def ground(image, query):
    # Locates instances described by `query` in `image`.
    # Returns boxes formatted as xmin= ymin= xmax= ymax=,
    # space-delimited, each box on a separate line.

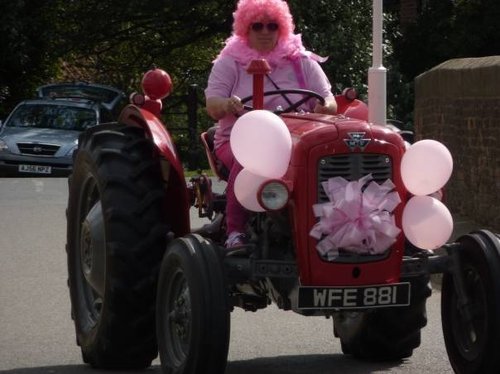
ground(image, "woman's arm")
xmin=205 ymin=56 xmax=244 ymax=120
xmin=206 ymin=95 xmax=244 ymax=120
xmin=302 ymin=58 xmax=337 ymax=114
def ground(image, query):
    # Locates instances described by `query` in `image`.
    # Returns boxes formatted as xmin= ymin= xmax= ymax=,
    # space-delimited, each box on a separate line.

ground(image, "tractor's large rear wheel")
xmin=66 ymin=123 xmax=168 ymax=368
xmin=157 ymin=234 xmax=230 ymax=374
xmin=441 ymin=230 xmax=500 ymax=374
xmin=334 ymin=274 xmax=432 ymax=360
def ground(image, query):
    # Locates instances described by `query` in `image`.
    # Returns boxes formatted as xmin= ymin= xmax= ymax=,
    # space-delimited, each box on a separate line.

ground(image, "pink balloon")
xmin=400 ymin=139 xmax=453 ymax=196
xmin=230 ymin=110 xmax=292 ymax=178
xmin=402 ymin=195 xmax=453 ymax=250
xmin=234 ymin=168 xmax=268 ymax=212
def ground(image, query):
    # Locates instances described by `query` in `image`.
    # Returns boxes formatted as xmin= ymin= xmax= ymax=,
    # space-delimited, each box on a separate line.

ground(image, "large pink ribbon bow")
xmin=309 ymin=174 xmax=401 ymax=260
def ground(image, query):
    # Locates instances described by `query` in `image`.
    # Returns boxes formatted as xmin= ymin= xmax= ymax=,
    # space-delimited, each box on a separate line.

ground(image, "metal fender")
xmin=335 ymin=96 xmax=369 ymax=121
xmin=118 ymin=104 xmax=190 ymax=236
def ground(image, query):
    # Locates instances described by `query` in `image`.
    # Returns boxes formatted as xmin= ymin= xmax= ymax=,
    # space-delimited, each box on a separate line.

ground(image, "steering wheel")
xmin=240 ymin=89 xmax=325 ymax=114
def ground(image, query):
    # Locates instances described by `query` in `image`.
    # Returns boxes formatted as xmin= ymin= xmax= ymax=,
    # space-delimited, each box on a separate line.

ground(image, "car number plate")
xmin=18 ymin=164 xmax=52 ymax=174
xmin=298 ymin=282 xmax=411 ymax=310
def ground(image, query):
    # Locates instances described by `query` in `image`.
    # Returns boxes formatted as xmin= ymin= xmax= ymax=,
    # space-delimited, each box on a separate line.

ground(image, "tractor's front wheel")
xmin=156 ymin=234 xmax=230 ymax=374
xmin=441 ymin=230 xmax=500 ymax=374
xmin=66 ymin=123 xmax=168 ymax=368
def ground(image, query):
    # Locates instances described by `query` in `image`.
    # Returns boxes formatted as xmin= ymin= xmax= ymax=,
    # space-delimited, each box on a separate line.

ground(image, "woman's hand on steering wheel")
xmin=313 ymin=96 xmax=337 ymax=115
xmin=226 ymin=95 xmax=244 ymax=115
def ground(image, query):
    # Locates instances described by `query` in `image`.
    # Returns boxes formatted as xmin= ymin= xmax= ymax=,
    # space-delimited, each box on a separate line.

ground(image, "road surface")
xmin=0 ymin=177 xmax=453 ymax=373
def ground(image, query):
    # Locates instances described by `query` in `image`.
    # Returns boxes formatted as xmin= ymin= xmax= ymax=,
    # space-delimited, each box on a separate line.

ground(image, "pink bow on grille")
xmin=309 ymin=174 xmax=401 ymax=261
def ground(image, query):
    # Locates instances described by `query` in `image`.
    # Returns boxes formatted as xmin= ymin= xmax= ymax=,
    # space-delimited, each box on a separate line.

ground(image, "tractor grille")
xmin=317 ymin=153 xmax=392 ymax=203
xmin=315 ymin=153 xmax=393 ymax=263
xmin=17 ymin=143 xmax=60 ymax=156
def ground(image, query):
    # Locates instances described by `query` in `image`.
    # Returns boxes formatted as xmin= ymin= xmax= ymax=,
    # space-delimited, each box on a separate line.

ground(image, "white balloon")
xmin=234 ymin=168 xmax=268 ymax=212
xmin=401 ymin=139 xmax=453 ymax=196
xmin=402 ymin=195 xmax=454 ymax=250
xmin=230 ymin=110 xmax=292 ymax=178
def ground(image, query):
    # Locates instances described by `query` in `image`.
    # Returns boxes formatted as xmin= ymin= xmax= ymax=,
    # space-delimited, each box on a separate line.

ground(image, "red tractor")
xmin=66 ymin=65 xmax=500 ymax=374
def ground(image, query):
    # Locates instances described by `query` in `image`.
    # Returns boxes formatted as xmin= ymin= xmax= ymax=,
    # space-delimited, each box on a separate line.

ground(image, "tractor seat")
xmin=200 ymin=126 xmax=229 ymax=181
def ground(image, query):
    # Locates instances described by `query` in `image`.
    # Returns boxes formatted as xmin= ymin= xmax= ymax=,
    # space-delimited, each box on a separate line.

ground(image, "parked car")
xmin=0 ymin=82 xmax=126 ymax=177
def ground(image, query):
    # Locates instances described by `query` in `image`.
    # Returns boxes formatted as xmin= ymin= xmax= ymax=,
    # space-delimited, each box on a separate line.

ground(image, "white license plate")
xmin=18 ymin=164 xmax=52 ymax=174
xmin=298 ymin=282 xmax=411 ymax=310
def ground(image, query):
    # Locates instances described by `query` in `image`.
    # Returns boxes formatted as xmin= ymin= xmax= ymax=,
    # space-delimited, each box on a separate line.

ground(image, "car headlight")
xmin=0 ymin=139 xmax=8 ymax=152
xmin=65 ymin=140 xmax=79 ymax=157
xmin=258 ymin=180 xmax=290 ymax=211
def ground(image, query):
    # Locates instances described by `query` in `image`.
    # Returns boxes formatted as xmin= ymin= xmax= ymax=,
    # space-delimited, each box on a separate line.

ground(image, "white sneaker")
xmin=225 ymin=231 xmax=247 ymax=248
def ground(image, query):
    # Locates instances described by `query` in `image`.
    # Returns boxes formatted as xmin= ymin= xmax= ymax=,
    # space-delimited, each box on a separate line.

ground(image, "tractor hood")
xmin=281 ymin=113 xmax=403 ymax=167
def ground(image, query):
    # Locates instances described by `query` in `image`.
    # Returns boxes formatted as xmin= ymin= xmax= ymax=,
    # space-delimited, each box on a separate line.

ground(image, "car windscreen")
xmin=6 ymin=104 xmax=97 ymax=131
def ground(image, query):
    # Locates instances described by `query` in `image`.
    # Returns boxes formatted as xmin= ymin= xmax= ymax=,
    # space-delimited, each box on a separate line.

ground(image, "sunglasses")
xmin=251 ymin=22 xmax=279 ymax=32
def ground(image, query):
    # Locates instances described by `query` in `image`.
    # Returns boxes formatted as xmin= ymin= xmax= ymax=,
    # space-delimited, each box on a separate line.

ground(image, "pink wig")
xmin=232 ymin=0 xmax=295 ymax=40
xmin=217 ymin=0 xmax=327 ymax=67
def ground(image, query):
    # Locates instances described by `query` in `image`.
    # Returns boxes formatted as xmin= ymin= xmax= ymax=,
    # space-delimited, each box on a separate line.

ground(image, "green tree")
xmin=290 ymin=1 xmax=406 ymax=123
xmin=51 ymin=0 xmax=234 ymax=92
xmin=393 ymin=0 xmax=457 ymax=81
xmin=390 ymin=0 xmax=500 ymax=127
xmin=397 ymin=0 xmax=500 ymax=80
xmin=0 ymin=1 xmax=61 ymax=117
xmin=290 ymin=0 xmax=373 ymax=93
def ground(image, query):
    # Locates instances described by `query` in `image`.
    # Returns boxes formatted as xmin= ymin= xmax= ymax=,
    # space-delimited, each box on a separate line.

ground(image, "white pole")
xmin=368 ymin=0 xmax=387 ymax=125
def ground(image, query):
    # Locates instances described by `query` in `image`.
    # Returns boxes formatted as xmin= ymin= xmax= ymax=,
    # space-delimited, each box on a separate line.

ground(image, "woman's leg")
xmin=215 ymin=142 xmax=249 ymax=235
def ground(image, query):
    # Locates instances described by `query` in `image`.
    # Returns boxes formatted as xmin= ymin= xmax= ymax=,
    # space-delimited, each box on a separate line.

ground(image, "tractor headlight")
xmin=258 ymin=180 xmax=289 ymax=211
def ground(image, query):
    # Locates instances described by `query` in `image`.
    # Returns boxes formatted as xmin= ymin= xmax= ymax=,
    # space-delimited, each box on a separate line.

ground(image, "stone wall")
xmin=414 ymin=56 xmax=500 ymax=232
